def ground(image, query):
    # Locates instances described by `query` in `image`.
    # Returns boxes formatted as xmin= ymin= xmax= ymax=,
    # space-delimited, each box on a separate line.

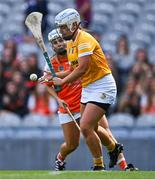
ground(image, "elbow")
xmin=78 ymin=68 xmax=87 ymax=76
xmin=78 ymin=65 xmax=88 ymax=75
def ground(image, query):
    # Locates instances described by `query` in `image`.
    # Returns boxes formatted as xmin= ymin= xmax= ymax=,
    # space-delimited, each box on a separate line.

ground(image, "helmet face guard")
xmin=48 ymin=29 xmax=62 ymax=42
xmin=55 ymin=8 xmax=81 ymax=33
xmin=48 ymin=29 xmax=67 ymax=55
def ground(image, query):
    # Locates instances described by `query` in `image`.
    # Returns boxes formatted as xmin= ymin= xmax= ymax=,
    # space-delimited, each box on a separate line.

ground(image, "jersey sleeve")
xmin=78 ymin=35 xmax=96 ymax=58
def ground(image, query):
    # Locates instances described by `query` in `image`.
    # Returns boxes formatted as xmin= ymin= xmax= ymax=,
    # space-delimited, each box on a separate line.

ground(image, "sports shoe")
xmin=125 ymin=163 xmax=139 ymax=171
xmin=108 ymin=143 xmax=124 ymax=168
xmin=92 ymin=166 xmax=106 ymax=171
xmin=55 ymin=157 xmax=66 ymax=171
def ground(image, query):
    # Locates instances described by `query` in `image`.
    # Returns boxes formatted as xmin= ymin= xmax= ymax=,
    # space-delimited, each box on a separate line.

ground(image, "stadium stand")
xmin=0 ymin=112 xmax=21 ymax=127
xmin=109 ymin=113 xmax=135 ymax=128
xmin=22 ymin=113 xmax=50 ymax=127
xmin=0 ymin=0 xmax=154 ymax=125
xmin=0 ymin=0 xmax=155 ymax=171
xmin=136 ymin=114 xmax=155 ymax=128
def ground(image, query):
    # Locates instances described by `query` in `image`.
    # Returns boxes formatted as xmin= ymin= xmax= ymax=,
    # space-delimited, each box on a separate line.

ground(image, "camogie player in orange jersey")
xmin=41 ymin=28 xmax=137 ymax=171
xmin=53 ymin=9 xmax=138 ymax=171
xmin=39 ymin=29 xmax=81 ymax=171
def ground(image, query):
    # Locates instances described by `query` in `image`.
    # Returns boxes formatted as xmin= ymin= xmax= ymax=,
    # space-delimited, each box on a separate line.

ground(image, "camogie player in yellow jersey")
xmin=53 ymin=8 xmax=136 ymax=171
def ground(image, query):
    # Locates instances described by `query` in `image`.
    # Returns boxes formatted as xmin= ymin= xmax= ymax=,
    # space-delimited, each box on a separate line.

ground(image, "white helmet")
xmin=55 ymin=8 xmax=81 ymax=32
xmin=48 ymin=29 xmax=62 ymax=42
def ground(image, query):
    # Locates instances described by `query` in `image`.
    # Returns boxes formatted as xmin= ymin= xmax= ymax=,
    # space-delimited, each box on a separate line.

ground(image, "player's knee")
xmin=80 ymin=125 xmax=92 ymax=137
xmin=105 ymin=127 xmax=109 ymax=132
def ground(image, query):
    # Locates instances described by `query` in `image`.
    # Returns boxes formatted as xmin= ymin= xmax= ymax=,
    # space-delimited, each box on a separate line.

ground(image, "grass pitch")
xmin=0 ymin=171 xmax=155 ymax=179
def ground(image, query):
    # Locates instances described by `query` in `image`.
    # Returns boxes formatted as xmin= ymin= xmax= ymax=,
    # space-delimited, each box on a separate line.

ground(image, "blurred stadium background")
xmin=0 ymin=0 xmax=155 ymax=171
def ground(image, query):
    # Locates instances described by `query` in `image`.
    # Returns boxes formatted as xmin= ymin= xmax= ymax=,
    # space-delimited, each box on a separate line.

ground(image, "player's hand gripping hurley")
xmin=25 ymin=12 xmax=61 ymax=91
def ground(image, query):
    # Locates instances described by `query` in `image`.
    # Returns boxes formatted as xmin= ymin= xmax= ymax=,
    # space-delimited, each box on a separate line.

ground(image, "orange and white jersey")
xmin=44 ymin=55 xmax=82 ymax=114
xmin=67 ymin=30 xmax=111 ymax=87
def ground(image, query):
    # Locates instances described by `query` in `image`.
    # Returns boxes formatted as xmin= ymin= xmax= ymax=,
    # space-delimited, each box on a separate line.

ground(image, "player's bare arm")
xmin=53 ymin=55 xmax=90 ymax=85
xmin=56 ymin=69 xmax=72 ymax=78
xmin=38 ymin=69 xmax=71 ymax=84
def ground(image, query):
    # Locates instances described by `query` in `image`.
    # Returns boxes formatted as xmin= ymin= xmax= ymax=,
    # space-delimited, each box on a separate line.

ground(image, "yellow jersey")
xmin=67 ymin=30 xmax=111 ymax=87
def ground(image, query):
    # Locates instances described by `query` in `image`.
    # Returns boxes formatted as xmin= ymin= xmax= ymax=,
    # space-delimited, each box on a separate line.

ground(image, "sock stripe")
xmin=117 ymin=157 xmax=125 ymax=164
xmin=93 ymin=156 xmax=104 ymax=167
xmin=57 ymin=152 xmax=65 ymax=161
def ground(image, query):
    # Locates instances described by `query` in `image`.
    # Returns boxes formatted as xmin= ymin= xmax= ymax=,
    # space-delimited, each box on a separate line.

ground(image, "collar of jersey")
xmin=52 ymin=55 xmax=67 ymax=64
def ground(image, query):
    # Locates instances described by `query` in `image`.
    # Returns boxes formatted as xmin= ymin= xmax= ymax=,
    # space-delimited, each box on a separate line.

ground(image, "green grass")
xmin=0 ymin=171 xmax=155 ymax=179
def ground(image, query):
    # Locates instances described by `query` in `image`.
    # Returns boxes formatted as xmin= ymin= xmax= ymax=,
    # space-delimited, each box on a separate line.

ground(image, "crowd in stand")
xmin=109 ymin=35 xmax=155 ymax=117
xmin=0 ymin=0 xmax=155 ymax=120
xmin=0 ymin=34 xmax=154 ymax=119
xmin=0 ymin=38 xmax=58 ymax=118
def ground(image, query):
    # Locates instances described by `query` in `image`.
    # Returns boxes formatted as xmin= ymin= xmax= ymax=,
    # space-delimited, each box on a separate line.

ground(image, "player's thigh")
xmin=80 ymin=103 xmax=86 ymax=116
xmin=99 ymin=115 xmax=109 ymax=129
xmin=80 ymin=103 xmax=105 ymax=129
xmin=62 ymin=120 xmax=80 ymax=145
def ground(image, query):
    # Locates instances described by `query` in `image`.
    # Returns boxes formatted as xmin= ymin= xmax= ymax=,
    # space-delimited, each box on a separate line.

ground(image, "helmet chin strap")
xmin=71 ymin=22 xmax=81 ymax=37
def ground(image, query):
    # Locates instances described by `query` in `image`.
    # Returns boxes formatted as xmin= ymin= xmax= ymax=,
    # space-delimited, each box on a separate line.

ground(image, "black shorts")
xmin=81 ymin=101 xmax=111 ymax=112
